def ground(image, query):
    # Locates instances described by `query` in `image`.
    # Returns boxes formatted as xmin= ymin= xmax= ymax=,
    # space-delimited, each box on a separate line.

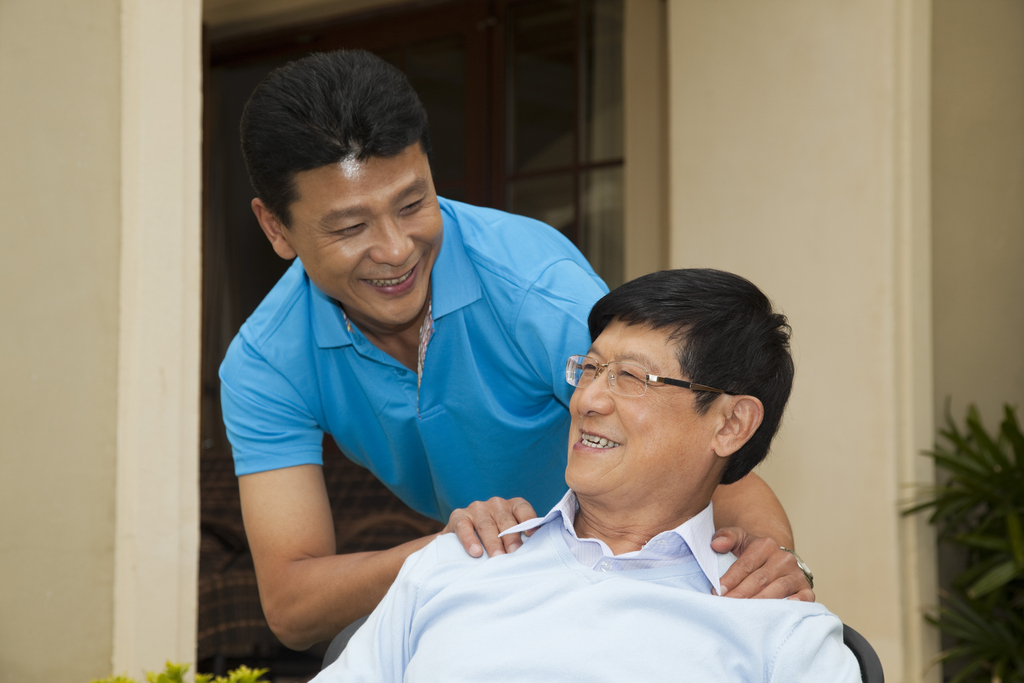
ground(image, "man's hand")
xmin=711 ymin=527 xmax=815 ymax=602
xmin=442 ymin=496 xmax=537 ymax=558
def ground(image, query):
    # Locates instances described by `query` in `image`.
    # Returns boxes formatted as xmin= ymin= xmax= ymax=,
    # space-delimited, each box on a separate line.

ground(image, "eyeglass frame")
xmin=565 ymin=354 xmax=729 ymax=397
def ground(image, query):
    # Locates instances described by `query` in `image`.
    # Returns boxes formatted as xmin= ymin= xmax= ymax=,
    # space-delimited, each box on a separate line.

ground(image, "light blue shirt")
xmin=219 ymin=198 xmax=608 ymax=520
xmin=316 ymin=501 xmax=861 ymax=683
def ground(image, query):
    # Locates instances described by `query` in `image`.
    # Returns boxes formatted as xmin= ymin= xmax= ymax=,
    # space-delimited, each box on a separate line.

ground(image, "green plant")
xmin=904 ymin=404 xmax=1024 ymax=683
xmin=92 ymin=662 xmax=268 ymax=683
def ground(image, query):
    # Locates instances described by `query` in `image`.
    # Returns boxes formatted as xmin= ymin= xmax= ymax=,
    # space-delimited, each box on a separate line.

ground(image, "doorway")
xmin=200 ymin=0 xmax=622 ymax=677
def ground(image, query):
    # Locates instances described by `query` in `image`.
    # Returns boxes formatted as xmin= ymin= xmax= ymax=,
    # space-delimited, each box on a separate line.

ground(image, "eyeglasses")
xmin=565 ymin=354 xmax=727 ymax=398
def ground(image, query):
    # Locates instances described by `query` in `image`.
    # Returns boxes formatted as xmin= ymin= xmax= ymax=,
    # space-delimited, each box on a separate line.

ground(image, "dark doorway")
xmin=199 ymin=1 xmax=622 ymax=678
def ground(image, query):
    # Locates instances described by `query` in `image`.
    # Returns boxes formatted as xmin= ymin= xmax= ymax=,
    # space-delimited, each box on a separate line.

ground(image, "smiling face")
xmin=252 ymin=143 xmax=443 ymax=339
xmin=566 ymin=320 xmax=730 ymax=524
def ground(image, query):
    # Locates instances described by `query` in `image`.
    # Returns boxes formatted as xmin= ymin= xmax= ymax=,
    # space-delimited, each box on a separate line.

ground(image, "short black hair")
xmin=240 ymin=49 xmax=431 ymax=226
xmin=588 ymin=269 xmax=794 ymax=485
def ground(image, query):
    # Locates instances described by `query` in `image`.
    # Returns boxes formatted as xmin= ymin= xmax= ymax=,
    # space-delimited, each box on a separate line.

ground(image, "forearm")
xmin=257 ymin=533 xmax=437 ymax=650
xmin=711 ymin=472 xmax=793 ymax=549
xmin=239 ymin=465 xmax=439 ymax=650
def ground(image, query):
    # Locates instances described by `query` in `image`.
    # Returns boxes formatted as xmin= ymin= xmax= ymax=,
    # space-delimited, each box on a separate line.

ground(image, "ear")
xmin=711 ymin=395 xmax=764 ymax=459
xmin=252 ymin=198 xmax=298 ymax=260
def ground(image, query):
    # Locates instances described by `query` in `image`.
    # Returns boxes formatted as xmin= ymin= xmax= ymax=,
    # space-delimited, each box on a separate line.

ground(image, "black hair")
xmin=588 ymin=269 xmax=794 ymax=484
xmin=240 ymin=49 xmax=431 ymax=226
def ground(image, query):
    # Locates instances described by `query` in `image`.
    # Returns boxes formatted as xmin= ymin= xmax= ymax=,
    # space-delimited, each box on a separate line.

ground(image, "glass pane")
xmin=508 ymin=173 xmax=575 ymax=235
xmin=582 ymin=165 xmax=623 ymax=288
xmin=582 ymin=0 xmax=623 ymax=163
xmin=508 ymin=0 xmax=575 ymax=173
xmin=405 ymin=38 xmax=465 ymax=184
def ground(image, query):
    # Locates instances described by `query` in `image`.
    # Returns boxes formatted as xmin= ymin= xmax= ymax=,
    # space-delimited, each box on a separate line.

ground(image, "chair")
xmin=322 ymin=615 xmax=369 ymax=670
xmin=323 ymin=617 xmax=884 ymax=680
xmin=843 ymin=623 xmax=884 ymax=683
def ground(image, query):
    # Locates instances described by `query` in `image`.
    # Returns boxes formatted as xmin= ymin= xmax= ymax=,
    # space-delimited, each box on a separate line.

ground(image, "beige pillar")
xmin=666 ymin=1 xmax=937 ymax=680
xmin=113 ymin=0 xmax=203 ymax=676
xmin=0 ymin=1 xmax=121 ymax=681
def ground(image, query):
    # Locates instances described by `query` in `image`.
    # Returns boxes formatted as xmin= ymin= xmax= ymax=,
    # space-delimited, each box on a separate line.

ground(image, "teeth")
xmin=366 ymin=270 xmax=412 ymax=287
xmin=582 ymin=433 xmax=620 ymax=449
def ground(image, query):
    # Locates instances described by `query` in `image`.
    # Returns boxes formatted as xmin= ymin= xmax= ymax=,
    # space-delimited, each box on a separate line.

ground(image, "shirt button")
xmin=599 ymin=561 xmax=611 ymax=571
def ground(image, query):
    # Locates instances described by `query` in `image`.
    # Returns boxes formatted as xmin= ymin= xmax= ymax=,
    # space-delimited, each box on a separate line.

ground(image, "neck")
xmin=572 ymin=496 xmax=712 ymax=556
xmin=571 ymin=474 xmax=722 ymax=555
xmin=360 ymin=320 xmax=423 ymax=370
xmin=344 ymin=292 xmax=431 ymax=371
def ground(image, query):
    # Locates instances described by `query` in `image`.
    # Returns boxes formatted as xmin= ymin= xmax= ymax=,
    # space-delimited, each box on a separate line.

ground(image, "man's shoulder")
xmin=404 ymin=529 xmax=559 ymax=595
xmin=439 ymin=197 xmax=603 ymax=293
xmin=234 ymin=259 xmax=313 ymax=351
xmin=397 ymin=534 xmax=491 ymax=598
xmin=220 ymin=259 xmax=318 ymax=382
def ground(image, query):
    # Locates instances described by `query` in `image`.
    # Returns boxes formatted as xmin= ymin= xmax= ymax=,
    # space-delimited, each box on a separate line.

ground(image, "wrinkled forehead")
xmin=587 ymin=319 xmax=685 ymax=376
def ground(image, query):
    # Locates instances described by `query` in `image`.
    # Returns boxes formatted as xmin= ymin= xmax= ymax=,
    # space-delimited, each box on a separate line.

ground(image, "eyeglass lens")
xmin=566 ymin=355 xmax=649 ymax=397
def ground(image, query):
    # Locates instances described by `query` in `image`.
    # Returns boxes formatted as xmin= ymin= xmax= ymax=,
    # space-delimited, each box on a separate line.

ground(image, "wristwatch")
xmin=780 ymin=547 xmax=814 ymax=589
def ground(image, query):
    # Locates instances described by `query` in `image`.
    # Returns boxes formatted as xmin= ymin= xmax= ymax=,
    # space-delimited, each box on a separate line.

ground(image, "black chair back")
xmin=843 ymin=623 xmax=884 ymax=683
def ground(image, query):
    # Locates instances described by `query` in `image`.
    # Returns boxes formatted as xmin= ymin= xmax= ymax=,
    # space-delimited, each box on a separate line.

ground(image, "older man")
xmin=315 ymin=269 xmax=859 ymax=682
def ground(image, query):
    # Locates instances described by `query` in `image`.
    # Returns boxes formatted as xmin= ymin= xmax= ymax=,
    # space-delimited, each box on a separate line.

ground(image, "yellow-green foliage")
xmin=92 ymin=661 xmax=268 ymax=683
xmin=196 ymin=665 xmax=269 ymax=683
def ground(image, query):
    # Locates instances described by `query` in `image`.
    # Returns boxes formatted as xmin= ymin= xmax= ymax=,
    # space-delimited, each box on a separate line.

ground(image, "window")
xmin=505 ymin=0 xmax=624 ymax=287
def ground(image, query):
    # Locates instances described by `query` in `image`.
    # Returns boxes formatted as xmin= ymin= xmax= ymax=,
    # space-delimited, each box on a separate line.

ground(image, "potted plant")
xmin=905 ymin=404 xmax=1024 ymax=682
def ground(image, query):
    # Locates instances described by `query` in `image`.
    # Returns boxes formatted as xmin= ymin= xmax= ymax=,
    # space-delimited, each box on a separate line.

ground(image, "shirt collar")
xmin=309 ymin=197 xmax=481 ymax=349
xmin=429 ymin=198 xmax=482 ymax=319
xmin=502 ymin=489 xmax=724 ymax=593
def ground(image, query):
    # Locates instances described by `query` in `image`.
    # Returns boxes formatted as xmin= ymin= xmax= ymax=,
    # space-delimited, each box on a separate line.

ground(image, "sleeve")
xmin=313 ymin=543 xmax=441 ymax=683
xmin=219 ymin=333 xmax=325 ymax=476
xmin=512 ymin=259 xmax=609 ymax=409
xmin=767 ymin=613 xmax=863 ymax=683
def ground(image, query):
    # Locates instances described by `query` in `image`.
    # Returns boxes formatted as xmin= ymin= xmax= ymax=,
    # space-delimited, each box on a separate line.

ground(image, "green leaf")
xmin=967 ymin=559 xmax=1021 ymax=598
xmin=952 ymin=532 xmax=1010 ymax=552
xmin=968 ymin=407 xmax=1009 ymax=470
xmin=1008 ymin=511 xmax=1024 ymax=568
xmin=225 ymin=665 xmax=269 ymax=683
xmin=947 ymin=657 xmax=985 ymax=683
xmin=1002 ymin=406 xmax=1024 ymax=465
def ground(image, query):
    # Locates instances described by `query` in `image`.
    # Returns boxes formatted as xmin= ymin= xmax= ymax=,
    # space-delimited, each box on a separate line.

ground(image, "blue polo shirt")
xmin=219 ymin=198 xmax=608 ymax=521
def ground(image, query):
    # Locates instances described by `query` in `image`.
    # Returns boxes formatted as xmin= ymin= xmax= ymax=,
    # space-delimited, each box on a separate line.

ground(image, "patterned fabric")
xmin=416 ymin=302 xmax=434 ymax=399
xmin=339 ymin=300 xmax=434 ymax=403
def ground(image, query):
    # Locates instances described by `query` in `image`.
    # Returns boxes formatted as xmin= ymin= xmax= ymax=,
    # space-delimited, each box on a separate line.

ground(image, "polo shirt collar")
xmin=430 ymin=199 xmax=482 ymax=319
xmin=309 ymin=199 xmax=482 ymax=349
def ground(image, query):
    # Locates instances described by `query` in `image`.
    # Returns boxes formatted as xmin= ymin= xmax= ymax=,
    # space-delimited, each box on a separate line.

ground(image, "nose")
xmin=572 ymin=365 xmax=615 ymax=416
xmin=369 ymin=216 xmax=415 ymax=267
